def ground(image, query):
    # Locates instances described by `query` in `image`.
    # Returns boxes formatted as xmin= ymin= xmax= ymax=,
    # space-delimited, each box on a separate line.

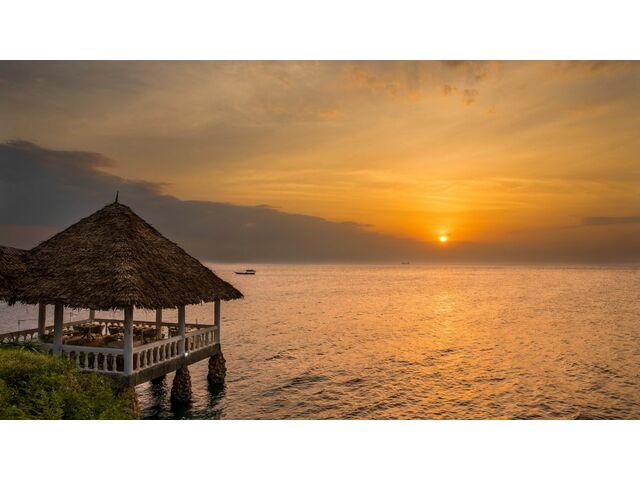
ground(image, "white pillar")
xmin=53 ymin=303 xmax=64 ymax=354
xmin=155 ymin=309 xmax=162 ymax=339
xmin=37 ymin=302 xmax=47 ymax=339
xmin=214 ymin=299 xmax=221 ymax=344
xmin=124 ymin=306 xmax=134 ymax=375
xmin=178 ymin=305 xmax=186 ymax=355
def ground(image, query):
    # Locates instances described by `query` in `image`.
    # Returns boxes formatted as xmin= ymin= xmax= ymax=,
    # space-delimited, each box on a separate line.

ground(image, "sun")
xmin=439 ymin=235 xmax=449 ymax=243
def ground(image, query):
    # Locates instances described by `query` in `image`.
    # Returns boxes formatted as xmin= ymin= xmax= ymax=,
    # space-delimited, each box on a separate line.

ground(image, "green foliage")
xmin=0 ymin=348 xmax=136 ymax=419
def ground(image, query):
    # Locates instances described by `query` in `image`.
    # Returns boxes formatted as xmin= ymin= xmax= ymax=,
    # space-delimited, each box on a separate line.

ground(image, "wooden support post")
xmin=155 ymin=309 xmax=162 ymax=339
xmin=214 ymin=299 xmax=221 ymax=344
xmin=37 ymin=302 xmax=47 ymax=339
xmin=178 ymin=305 xmax=186 ymax=356
xmin=89 ymin=309 xmax=95 ymax=321
xmin=53 ymin=303 xmax=64 ymax=354
xmin=124 ymin=306 xmax=134 ymax=375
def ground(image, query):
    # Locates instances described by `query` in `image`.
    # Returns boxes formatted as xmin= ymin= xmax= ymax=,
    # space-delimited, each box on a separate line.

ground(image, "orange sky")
xmin=2 ymin=61 xmax=640 ymax=256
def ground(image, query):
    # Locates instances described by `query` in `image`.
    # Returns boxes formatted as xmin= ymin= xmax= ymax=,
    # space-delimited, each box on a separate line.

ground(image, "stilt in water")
xmin=171 ymin=366 xmax=192 ymax=404
xmin=207 ymin=350 xmax=227 ymax=385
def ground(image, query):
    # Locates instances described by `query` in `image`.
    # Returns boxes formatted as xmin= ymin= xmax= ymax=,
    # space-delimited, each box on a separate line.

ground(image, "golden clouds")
xmin=2 ymin=60 xmax=640 ymax=261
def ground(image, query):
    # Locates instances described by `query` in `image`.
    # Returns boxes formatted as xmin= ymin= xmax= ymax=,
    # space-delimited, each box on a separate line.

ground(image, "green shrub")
xmin=0 ymin=348 xmax=136 ymax=419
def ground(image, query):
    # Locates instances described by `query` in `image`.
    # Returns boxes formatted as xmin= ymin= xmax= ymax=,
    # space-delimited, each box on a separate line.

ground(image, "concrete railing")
xmin=131 ymin=325 xmax=218 ymax=374
xmin=185 ymin=325 xmax=217 ymax=352
xmin=132 ymin=335 xmax=181 ymax=373
xmin=42 ymin=343 xmax=125 ymax=374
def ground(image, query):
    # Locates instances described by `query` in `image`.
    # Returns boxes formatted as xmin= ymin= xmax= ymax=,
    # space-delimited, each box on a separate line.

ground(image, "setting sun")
xmin=439 ymin=235 xmax=449 ymax=243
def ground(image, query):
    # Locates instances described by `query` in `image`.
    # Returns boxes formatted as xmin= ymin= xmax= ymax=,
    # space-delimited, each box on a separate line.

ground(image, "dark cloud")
xmin=0 ymin=140 xmax=443 ymax=262
xmin=0 ymin=61 xmax=193 ymax=94
xmin=552 ymin=61 xmax=638 ymax=76
xmin=0 ymin=140 xmax=158 ymax=228
xmin=2 ymin=140 xmax=116 ymax=169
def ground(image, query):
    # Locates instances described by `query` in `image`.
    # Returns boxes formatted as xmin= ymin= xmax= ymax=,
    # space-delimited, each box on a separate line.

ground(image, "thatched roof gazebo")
xmin=1 ymin=201 xmax=242 ymax=388
xmin=16 ymin=201 xmax=242 ymax=309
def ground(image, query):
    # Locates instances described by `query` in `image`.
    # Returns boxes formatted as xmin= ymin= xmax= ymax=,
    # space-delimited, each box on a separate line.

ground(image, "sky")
xmin=1 ymin=61 xmax=640 ymax=263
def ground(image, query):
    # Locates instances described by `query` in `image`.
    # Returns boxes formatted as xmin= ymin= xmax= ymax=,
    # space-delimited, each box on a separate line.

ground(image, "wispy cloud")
xmin=582 ymin=216 xmax=640 ymax=225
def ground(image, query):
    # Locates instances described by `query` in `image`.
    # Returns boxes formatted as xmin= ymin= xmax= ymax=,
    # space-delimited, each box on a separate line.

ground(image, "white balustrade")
xmin=41 ymin=344 xmax=125 ymax=374
xmin=131 ymin=325 xmax=218 ymax=373
xmin=185 ymin=325 xmax=217 ymax=352
xmin=132 ymin=335 xmax=180 ymax=373
xmin=4 ymin=318 xmax=220 ymax=377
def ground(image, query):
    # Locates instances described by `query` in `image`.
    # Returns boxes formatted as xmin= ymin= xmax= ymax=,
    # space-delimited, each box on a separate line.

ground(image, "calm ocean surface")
xmin=2 ymin=264 xmax=640 ymax=419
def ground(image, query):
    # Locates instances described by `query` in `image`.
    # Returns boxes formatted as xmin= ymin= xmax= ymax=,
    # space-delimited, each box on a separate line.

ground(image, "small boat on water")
xmin=235 ymin=268 xmax=256 ymax=275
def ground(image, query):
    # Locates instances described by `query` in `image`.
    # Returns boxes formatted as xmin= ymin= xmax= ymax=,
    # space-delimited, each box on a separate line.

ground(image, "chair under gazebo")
xmin=0 ymin=200 xmax=242 ymax=402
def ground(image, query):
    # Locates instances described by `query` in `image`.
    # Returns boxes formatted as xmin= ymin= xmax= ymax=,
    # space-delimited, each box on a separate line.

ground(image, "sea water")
xmin=2 ymin=264 xmax=640 ymax=419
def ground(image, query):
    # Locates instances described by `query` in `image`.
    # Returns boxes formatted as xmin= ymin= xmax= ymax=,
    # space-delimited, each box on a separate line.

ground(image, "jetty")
xmin=0 ymin=200 xmax=243 ymax=403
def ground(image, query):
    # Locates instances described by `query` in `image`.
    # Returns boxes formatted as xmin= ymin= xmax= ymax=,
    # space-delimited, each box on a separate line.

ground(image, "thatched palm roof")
xmin=0 ymin=246 xmax=26 ymax=302
xmin=14 ymin=202 xmax=242 ymax=310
